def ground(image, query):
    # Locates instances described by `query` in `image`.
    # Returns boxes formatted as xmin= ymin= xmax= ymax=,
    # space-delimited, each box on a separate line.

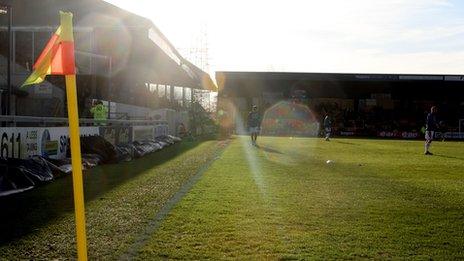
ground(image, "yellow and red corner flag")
xmin=21 ymin=11 xmax=76 ymax=88
xmin=22 ymin=12 xmax=89 ymax=261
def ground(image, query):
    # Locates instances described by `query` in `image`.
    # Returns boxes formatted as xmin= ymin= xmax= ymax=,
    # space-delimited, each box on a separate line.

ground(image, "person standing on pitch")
xmin=323 ymin=113 xmax=332 ymax=141
xmin=248 ymin=105 xmax=261 ymax=145
xmin=425 ymin=106 xmax=439 ymax=155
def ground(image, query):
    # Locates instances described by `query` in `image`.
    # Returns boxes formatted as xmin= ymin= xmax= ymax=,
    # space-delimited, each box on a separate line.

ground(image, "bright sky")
xmin=105 ymin=0 xmax=464 ymax=75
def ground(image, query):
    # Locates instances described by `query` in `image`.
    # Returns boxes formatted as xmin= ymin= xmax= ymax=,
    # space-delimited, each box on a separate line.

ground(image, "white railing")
xmin=0 ymin=115 xmax=167 ymax=127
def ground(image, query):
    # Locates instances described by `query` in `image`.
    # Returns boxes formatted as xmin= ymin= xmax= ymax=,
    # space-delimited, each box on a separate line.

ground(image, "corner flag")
xmin=21 ymin=11 xmax=76 ymax=88
xmin=22 ymin=12 xmax=89 ymax=260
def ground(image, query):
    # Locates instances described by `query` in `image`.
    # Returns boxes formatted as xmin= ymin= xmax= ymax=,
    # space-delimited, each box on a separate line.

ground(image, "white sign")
xmin=443 ymin=132 xmax=464 ymax=139
xmin=0 ymin=127 xmax=99 ymax=159
xmin=154 ymin=124 xmax=168 ymax=137
xmin=132 ymin=126 xmax=154 ymax=141
xmin=398 ymin=75 xmax=443 ymax=81
xmin=444 ymin=76 xmax=464 ymax=81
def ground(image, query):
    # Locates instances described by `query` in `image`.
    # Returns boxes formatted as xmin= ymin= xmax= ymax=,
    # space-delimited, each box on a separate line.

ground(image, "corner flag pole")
xmin=61 ymin=12 xmax=88 ymax=261
xmin=66 ymin=75 xmax=88 ymax=261
xmin=61 ymin=12 xmax=88 ymax=260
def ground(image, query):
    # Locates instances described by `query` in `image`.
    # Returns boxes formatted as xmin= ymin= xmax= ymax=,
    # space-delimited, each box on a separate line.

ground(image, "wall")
xmin=0 ymin=123 xmax=169 ymax=160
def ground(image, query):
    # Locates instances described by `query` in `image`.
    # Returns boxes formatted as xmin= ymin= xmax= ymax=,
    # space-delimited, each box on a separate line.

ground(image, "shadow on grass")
xmin=0 ymin=139 xmax=210 ymax=245
xmin=256 ymin=144 xmax=284 ymax=154
xmin=333 ymin=140 xmax=360 ymax=146
xmin=434 ymin=154 xmax=464 ymax=161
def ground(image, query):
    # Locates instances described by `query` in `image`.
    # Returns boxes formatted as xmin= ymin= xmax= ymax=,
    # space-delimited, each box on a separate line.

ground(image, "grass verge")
xmin=0 ymin=139 xmax=225 ymax=259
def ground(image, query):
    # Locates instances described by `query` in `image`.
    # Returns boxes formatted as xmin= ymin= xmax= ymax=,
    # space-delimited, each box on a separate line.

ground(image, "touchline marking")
xmin=119 ymin=141 xmax=229 ymax=260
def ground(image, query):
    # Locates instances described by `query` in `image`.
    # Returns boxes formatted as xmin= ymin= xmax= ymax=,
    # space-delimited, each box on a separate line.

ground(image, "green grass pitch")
xmin=138 ymin=136 xmax=464 ymax=259
xmin=1 ymin=137 xmax=463 ymax=259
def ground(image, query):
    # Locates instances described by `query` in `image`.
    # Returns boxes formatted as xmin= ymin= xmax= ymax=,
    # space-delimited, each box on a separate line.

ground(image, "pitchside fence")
xmin=0 ymin=115 xmax=169 ymax=160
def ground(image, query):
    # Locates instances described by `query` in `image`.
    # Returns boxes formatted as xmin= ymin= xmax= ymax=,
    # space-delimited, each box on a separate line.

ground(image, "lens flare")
xmin=234 ymin=110 xmax=267 ymax=197
xmin=77 ymin=13 xmax=132 ymax=77
xmin=261 ymin=100 xmax=320 ymax=137
xmin=257 ymin=101 xmax=321 ymax=165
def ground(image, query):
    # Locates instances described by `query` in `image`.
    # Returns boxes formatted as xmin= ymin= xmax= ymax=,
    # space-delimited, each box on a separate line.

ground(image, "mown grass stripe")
xmin=119 ymin=141 xmax=229 ymax=260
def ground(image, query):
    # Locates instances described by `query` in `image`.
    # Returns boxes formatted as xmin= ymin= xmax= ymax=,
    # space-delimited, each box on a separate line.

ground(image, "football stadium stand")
xmin=217 ymin=71 xmax=464 ymax=138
